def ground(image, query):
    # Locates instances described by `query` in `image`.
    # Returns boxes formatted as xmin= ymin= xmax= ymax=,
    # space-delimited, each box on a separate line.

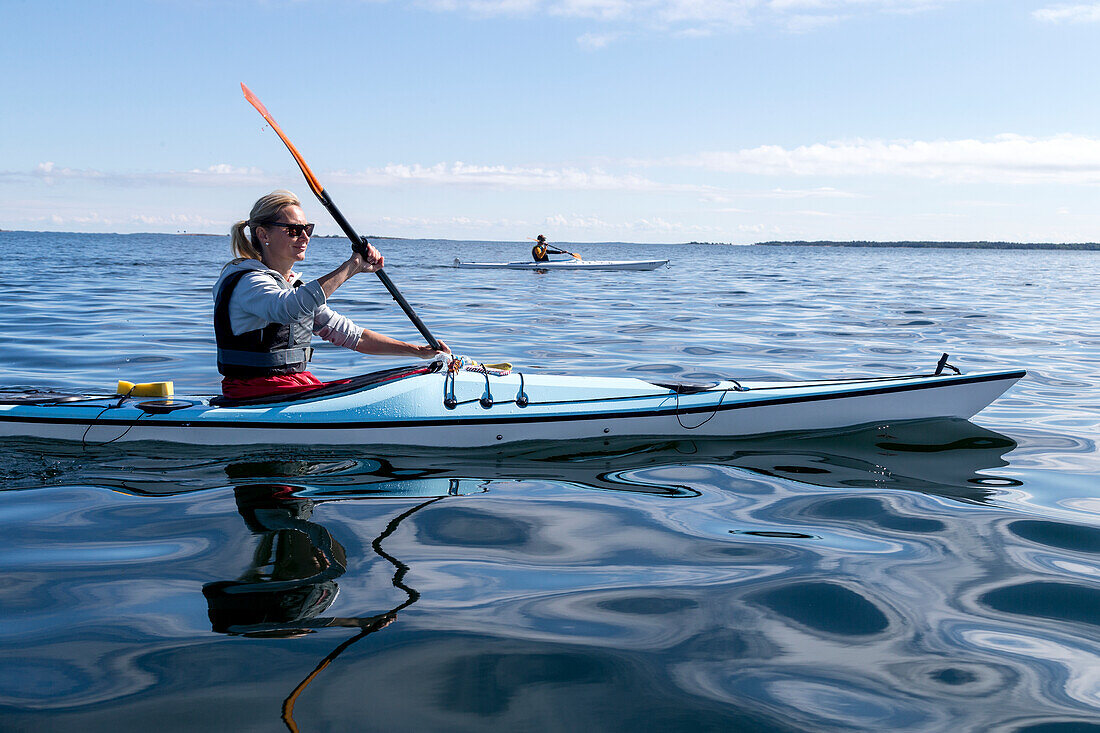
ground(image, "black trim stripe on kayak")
xmin=0 ymin=370 xmax=1026 ymax=431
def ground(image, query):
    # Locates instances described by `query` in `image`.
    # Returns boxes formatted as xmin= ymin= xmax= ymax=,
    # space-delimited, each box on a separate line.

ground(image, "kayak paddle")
xmin=241 ymin=83 xmax=443 ymax=351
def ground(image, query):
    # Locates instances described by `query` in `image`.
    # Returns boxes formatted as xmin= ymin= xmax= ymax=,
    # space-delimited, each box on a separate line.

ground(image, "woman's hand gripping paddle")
xmin=241 ymin=82 xmax=444 ymax=351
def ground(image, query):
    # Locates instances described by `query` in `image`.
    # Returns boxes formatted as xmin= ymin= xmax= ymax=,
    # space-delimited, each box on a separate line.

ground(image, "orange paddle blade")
xmin=241 ymin=82 xmax=324 ymax=197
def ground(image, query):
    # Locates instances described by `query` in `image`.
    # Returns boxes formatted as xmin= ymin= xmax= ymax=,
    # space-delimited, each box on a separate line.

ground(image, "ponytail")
xmin=230 ymin=219 xmax=263 ymax=261
xmin=226 ymin=189 xmax=303 ymax=264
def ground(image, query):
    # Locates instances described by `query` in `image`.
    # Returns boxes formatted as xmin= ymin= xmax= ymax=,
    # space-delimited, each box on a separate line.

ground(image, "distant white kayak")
xmin=453 ymin=257 xmax=669 ymax=271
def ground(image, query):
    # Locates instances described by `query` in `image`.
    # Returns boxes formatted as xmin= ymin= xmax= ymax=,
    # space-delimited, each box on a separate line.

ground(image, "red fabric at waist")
xmin=221 ymin=372 xmax=351 ymax=399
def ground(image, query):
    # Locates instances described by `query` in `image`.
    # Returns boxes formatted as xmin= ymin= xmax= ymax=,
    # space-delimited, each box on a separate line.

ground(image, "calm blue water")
xmin=2 ymin=231 xmax=1099 ymax=732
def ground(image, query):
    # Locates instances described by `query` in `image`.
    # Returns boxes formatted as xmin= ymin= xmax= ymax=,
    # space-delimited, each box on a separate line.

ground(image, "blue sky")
xmin=3 ymin=0 xmax=1100 ymax=243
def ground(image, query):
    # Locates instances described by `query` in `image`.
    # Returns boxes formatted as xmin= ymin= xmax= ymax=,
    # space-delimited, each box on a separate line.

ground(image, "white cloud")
xmin=1033 ymin=3 xmax=1100 ymax=23
xmin=665 ymin=134 xmax=1100 ymax=183
xmin=699 ymin=186 xmax=862 ymax=202
xmin=779 ymin=11 xmax=847 ymax=32
xmin=129 ymin=213 xmax=226 ymax=229
xmin=540 ymin=212 xmax=714 ymax=232
xmin=788 ymin=209 xmax=839 ymax=217
xmin=366 ymin=211 xmax=722 ymax=237
xmin=768 ymin=0 xmax=947 ymax=10
xmin=11 ymin=209 xmax=224 ymax=231
xmin=756 ymin=186 xmax=861 ymax=198
xmin=577 ymin=31 xmax=622 ymax=47
xmin=552 ymin=0 xmax=634 ymax=20
xmin=2 ymin=162 xmax=270 ymax=187
xmin=370 ymin=213 xmax=532 ymax=231
xmin=329 ymin=161 xmax=718 ymax=192
xmin=6 ymin=160 xmax=713 ymax=194
xmin=416 ymin=0 xmax=961 ymax=38
xmin=14 ymin=134 xmax=1100 ymax=203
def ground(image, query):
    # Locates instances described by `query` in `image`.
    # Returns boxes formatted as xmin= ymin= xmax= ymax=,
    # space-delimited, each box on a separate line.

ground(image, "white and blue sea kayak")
xmin=453 ymin=258 xmax=669 ymax=271
xmin=0 ymin=358 xmax=1024 ymax=448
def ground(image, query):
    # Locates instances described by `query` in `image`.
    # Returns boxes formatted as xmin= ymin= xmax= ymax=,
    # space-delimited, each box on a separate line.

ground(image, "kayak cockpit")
xmin=207 ymin=362 xmax=443 ymax=408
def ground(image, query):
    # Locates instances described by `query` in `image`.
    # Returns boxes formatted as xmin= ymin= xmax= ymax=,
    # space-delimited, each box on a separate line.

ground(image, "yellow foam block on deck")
xmin=117 ymin=380 xmax=174 ymax=397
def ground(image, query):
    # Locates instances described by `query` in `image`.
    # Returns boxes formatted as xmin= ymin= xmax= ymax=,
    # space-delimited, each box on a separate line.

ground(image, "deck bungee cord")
xmin=73 ymin=383 xmax=196 ymax=449
xmin=81 ymin=393 xmax=143 ymax=449
xmin=441 ymin=354 xmax=525 ymax=410
xmin=673 ymin=387 xmax=736 ymax=430
xmin=438 ymin=352 xmax=746 ymax=429
xmin=78 ymin=382 xmax=187 ymax=448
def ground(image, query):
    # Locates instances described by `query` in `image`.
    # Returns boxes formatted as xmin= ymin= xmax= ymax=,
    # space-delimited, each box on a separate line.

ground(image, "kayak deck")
xmin=0 ymin=359 xmax=1025 ymax=448
xmin=453 ymin=258 xmax=669 ymax=271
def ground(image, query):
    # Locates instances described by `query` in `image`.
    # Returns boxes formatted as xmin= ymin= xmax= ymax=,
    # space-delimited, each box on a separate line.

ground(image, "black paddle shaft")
xmin=316 ymin=189 xmax=443 ymax=351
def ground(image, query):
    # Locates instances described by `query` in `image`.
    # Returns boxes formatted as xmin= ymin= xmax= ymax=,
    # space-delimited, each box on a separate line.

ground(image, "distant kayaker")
xmin=214 ymin=190 xmax=449 ymax=399
xmin=531 ymin=234 xmax=572 ymax=262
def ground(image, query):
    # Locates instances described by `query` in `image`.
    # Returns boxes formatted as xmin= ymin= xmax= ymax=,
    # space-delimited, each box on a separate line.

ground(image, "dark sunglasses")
xmin=265 ymin=221 xmax=315 ymax=238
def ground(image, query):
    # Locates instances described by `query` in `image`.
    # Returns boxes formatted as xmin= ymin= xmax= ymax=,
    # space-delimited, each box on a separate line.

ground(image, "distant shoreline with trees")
xmin=753 ymin=240 xmax=1100 ymax=250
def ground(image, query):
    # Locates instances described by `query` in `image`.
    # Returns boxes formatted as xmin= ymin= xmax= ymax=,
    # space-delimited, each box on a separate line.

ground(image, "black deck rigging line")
xmin=512 ymin=373 xmax=931 ymax=408
xmin=479 ymin=368 xmax=493 ymax=409
xmin=80 ymin=391 xmax=146 ymax=449
xmin=443 ymin=366 xmax=531 ymax=410
xmin=515 ymin=371 xmax=528 ymax=407
xmin=442 ymin=367 xmax=458 ymax=409
xmin=675 ymin=388 xmax=733 ymax=430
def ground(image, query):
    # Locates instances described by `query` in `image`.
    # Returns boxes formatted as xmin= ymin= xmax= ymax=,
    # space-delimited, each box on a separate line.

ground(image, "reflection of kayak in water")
xmin=0 ymin=358 xmax=1024 ymax=448
xmin=38 ymin=417 xmax=1018 ymax=506
xmin=453 ymin=257 xmax=669 ymax=271
xmin=382 ymin=418 xmax=1020 ymax=504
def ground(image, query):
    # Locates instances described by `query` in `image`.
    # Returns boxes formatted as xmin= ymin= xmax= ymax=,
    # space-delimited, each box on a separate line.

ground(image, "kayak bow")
xmin=0 ymin=359 xmax=1024 ymax=448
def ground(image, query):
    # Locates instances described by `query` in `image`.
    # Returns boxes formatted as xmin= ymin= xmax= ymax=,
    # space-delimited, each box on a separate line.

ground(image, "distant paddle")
xmin=241 ymin=82 xmax=443 ymax=351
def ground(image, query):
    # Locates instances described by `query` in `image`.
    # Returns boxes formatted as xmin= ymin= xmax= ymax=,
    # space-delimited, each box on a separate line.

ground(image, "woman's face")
xmin=259 ymin=205 xmax=311 ymax=264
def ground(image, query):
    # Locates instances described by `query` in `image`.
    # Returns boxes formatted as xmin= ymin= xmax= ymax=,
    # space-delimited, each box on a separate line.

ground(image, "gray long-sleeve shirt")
xmin=213 ymin=258 xmax=363 ymax=350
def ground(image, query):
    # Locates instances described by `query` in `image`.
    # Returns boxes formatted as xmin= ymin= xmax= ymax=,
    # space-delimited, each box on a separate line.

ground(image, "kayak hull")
xmin=0 ymin=365 xmax=1025 ymax=448
xmin=453 ymin=258 xmax=669 ymax=271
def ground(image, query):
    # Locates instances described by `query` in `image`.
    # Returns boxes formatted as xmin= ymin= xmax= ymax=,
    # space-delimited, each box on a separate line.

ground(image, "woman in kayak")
xmin=531 ymin=235 xmax=549 ymax=262
xmin=532 ymin=234 xmax=567 ymax=263
xmin=531 ymin=234 xmax=572 ymax=262
xmin=215 ymin=190 xmax=448 ymax=399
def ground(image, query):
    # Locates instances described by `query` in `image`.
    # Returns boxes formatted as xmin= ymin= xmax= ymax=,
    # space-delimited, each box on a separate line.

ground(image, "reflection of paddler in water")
xmin=201 ymin=483 xmax=371 ymax=638
xmin=204 ymin=468 xmax=449 ymax=731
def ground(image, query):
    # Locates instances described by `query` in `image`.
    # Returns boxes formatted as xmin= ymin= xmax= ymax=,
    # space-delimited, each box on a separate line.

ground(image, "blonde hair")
xmin=229 ymin=190 xmax=302 ymax=261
